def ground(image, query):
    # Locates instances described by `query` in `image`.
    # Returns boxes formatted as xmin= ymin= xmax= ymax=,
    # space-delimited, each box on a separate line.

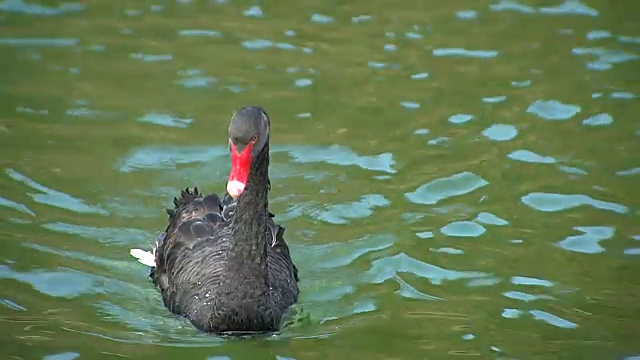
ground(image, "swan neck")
xmin=228 ymin=144 xmax=270 ymax=273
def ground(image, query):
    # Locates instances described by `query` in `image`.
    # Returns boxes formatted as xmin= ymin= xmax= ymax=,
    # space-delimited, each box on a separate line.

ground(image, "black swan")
xmin=130 ymin=106 xmax=299 ymax=334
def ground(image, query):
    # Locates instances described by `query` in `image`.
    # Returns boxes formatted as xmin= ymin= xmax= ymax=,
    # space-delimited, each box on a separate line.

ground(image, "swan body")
xmin=130 ymin=106 xmax=299 ymax=334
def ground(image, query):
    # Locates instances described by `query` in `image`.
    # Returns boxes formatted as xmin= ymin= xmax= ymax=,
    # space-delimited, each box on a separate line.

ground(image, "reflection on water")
xmin=405 ymin=172 xmax=488 ymax=205
xmin=6 ymin=168 xmax=108 ymax=215
xmin=526 ymin=99 xmax=581 ymax=121
xmin=1 ymin=0 xmax=639 ymax=358
xmin=521 ymin=192 xmax=628 ymax=213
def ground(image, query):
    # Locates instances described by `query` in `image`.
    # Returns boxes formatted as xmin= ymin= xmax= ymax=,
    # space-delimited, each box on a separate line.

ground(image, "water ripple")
xmin=416 ymin=231 xmax=433 ymax=239
xmin=502 ymin=308 xmax=522 ymax=319
xmin=582 ymin=113 xmax=613 ymax=126
xmin=368 ymin=61 xmax=394 ymax=69
xmin=511 ymin=79 xmax=532 ymax=87
xmin=0 ymin=37 xmax=79 ymax=47
xmin=25 ymin=242 xmax=139 ymax=274
xmin=0 ymin=265 xmax=98 ymax=298
xmin=511 ymin=276 xmax=554 ymax=287
xmin=468 ymin=277 xmax=502 ymax=287
xmin=175 ymin=76 xmax=216 ymax=89
xmin=311 ymin=194 xmax=390 ymax=225
xmin=448 ymin=113 xmax=474 ymax=124
xmin=586 ymin=30 xmax=612 ymax=41
xmin=475 ymin=212 xmax=509 ymax=226
xmin=405 ymin=171 xmax=488 ymax=205
xmin=124 ymin=9 xmax=142 ymax=17
xmin=482 ymin=95 xmax=507 ymax=103
xmin=572 ymin=47 xmax=639 ymax=70
xmin=616 ymin=167 xmax=640 ymax=176
xmin=175 ymin=69 xmax=216 ymax=89
xmin=529 ymin=310 xmax=578 ymax=328
xmin=503 ymin=291 xmax=554 ymax=302
xmin=243 ymin=5 xmax=263 ymax=18
xmin=42 ymin=222 xmax=152 ymax=246
xmin=618 ymin=35 xmax=640 ymax=44
xmin=178 ymin=29 xmax=222 ymax=38
xmin=432 ymin=48 xmax=498 ymax=58
xmin=428 ymin=136 xmax=449 ymax=145
xmin=65 ymin=102 xmax=115 ymax=120
xmin=490 ymin=0 xmax=597 ymax=17
xmin=558 ymin=165 xmax=588 ymax=176
xmin=44 ymin=352 xmax=80 ymax=360
xmin=16 ymin=106 xmax=49 ymax=115
xmin=285 ymin=145 xmax=396 ymax=173
xmin=352 ymin=15 xmax=372 ymax=23
xmin=364 ymin=252 xmax=490 ymax=286
xmin=277 ymin=42 xmax=298 ymax=50
xmin=456 ymin=10 xmax=478 ymax=20
xmin=521 ymin=192 xmax=628 ymax=214
xmin=130 ymin=53 xmax=172 ymax=62
xmin=0 ymin=0 xmax=85 ymax=15
xmin=490 ymin=0 xmax=535 ymax=14
xmin=400 ymin=101 xmax=420 ymax=109
xmin=118 ymin=146 xmax=225 ymax=172
xmin=507 ymin=149 xmax=557 ymax=164
xmin=119 ymin=144 xmax=396 ymax=175
xmin=440 ymin=221 xmax=486 ymax=238
xmin=138 ymin=112 xmax=193 ymax=128
xmin=0 ymin=195 xmax=35 ymax=216
xmin=405 ymin=32 xmax=423 ymax=40
xmin=311 ymin=13 xmax=334 ymax=24
xmin=0 ymin=298 xmax=27 ymax=311
xmin=610 ymin=91 xmax=636 ymax=99
xmin=383 ymin=44 xmax=396 ymax=52
xmin=294 ymin=78 xmax=313 ymax=88
xmin=5 ymin=168 xmax=108 ymax=215
xmin=310 ymin=233 xmax=395 ymax=269
xmin=526 ymin=99 xmax=581 ymax=120
xmin=431 ymin=247 xmax=464 ymax=255
xmin=411 ymin=72 xmax=429 ymax=80
xmin=242 ymin=39 xmax=307 ymax=53
xmin=395 ymin=275 xmax=443 ymax=300
xmin=556 ymin=226 xmax=615 ymax=254
xmin=482 ymin=124 xmax=518 ymax=141
xmin=539 ymin=1 xmax=598 ymax=16
xmin=84 ymin=44 xmax=105 ymax=52
xmin=306 ymin=285 xmax=355 ymax=302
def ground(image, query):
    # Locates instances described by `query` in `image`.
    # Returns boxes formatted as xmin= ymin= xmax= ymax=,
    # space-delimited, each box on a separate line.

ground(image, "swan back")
xmin=150 ymin=188 xmax=299 ymax=333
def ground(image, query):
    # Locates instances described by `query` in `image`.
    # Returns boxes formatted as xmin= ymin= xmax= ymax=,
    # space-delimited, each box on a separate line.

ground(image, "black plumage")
xmin=148 ymin=107 xmax=299 ymax=334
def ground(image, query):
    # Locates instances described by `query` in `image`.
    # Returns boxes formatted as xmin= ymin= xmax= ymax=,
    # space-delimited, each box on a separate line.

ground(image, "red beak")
xmin=227 ymin=142 xmax=253 ymax=198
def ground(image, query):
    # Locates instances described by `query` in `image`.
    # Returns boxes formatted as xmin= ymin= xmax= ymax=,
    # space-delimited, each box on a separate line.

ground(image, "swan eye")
xmin=250 ymin=134 xmax=258 ymax=144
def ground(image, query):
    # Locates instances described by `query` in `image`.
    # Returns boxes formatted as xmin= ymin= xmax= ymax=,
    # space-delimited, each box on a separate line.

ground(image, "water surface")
xmin=1 ymin=0 xmax=640 ymax=359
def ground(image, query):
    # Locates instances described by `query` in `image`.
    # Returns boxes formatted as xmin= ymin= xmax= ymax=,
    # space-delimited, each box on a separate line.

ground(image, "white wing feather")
xmin=130 ymin=248 xmax=156 ymax=267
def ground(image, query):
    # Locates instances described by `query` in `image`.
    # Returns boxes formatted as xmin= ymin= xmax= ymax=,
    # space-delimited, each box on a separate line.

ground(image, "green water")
xmin=1 ymin=0 xmax=640 ymax=359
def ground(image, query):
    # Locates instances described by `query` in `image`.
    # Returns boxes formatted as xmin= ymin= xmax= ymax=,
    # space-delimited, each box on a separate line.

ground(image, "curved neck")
xmin=227 ymin=143 xmax=270 ymax=276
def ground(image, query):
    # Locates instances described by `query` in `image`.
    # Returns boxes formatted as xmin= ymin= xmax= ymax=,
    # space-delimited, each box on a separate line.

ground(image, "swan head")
xmin=227 ymin=106 xmax=270 ymax=198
